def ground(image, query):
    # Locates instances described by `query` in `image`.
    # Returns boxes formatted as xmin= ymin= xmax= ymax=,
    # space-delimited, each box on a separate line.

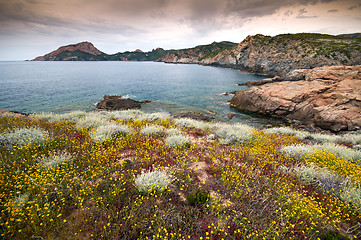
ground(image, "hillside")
xmin=155 ymin=41 xmax=237 ymax=64
xmin=199 ymin=33 xmax=361 ymax=75
xmin=1 ymin=110 xmax=361 ymax=239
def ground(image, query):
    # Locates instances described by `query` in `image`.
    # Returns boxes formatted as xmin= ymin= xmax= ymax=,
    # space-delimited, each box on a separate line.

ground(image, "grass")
xmin=1 ymin=110 xmax=361 ymax=239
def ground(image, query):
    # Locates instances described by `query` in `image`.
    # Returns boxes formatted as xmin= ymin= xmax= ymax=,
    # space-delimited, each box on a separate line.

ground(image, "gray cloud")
xmin=348 ymin=5 xmax=357 ymax=10
xmin=328 ymin=9 xmax=338 ymax=12
xmin=296 ymin=8 xmax=318 ymax=18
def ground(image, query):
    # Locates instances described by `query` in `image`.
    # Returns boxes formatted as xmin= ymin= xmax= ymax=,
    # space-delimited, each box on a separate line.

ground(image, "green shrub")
xmin=134 ymin=169 xmax=173 ymax=193
xmin=186 ymin=189 xmax=210 ymax=206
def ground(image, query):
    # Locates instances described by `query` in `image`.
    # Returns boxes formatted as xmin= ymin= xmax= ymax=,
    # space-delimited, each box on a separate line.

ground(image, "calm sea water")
xmin=0 ymin=61 xmax=279 ymax=126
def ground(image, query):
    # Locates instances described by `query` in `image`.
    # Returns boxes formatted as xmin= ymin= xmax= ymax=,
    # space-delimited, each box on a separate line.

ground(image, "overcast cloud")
xmin=0 ymin=0 xmax=360 ymax=60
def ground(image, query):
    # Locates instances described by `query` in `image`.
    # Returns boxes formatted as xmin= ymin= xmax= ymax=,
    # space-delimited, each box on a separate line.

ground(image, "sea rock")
xmin=172 ymin=111 xmax=215 ymax=122
xmin=96 ymin=96 xmax=142 ymax=110
xmin=230 ymin=65 xmax=361 ymax=132
xmin=226 ymin=113 xmax=235 ymax=119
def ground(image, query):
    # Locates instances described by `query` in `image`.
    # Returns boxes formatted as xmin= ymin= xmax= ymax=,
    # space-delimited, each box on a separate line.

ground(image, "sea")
xmin=0 ymin=61 xmax=281 ymax=127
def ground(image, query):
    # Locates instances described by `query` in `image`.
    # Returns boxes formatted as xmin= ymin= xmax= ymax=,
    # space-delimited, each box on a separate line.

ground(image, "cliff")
xmin=200 ymin=33 xmax=361 ymax=75
xmin=230 ymin=65 xmax=361 ymax=132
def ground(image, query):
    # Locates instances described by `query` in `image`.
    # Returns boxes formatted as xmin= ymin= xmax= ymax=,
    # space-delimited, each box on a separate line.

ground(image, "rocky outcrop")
xmin=96 ymin=95 xmax=142 ymax=110
xmin=172 ymin=111 xmax=215 ymax=122
xmin=207 ymin=33 xmax=361 ymax=75
xmin=230 ymin=65 xmax=361 ymax=132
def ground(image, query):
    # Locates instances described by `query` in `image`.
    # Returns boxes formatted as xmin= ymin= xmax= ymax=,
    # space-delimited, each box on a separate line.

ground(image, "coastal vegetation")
xmin=1 ymin=110 xmax=361 ymax=239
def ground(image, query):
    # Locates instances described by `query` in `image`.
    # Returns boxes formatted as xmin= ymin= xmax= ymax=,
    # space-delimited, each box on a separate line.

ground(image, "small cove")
xmin=0 ymin=61 xmax=282 ymax=127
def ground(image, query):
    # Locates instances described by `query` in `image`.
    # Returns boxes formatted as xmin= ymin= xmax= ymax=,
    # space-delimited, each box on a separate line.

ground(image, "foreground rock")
xmin=172 ymin=111 xmax=215 ymax=122
xmin=230 ymin=65 xmax=361 ymax=132
xmin=97 ymin=95 xmax=142 ymax=110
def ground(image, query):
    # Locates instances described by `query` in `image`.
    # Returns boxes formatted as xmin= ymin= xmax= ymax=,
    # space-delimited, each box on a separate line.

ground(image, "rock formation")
xmin=172 ymin=111 xmax=215 ymax=122
xmin=230 ymin=65 xmax=361 ymax=132
xmin=96 ymin=95 xmax=142 ymax=110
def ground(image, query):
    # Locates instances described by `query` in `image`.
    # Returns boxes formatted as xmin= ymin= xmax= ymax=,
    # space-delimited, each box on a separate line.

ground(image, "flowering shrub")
xmin=0 ymin=127 xmax=50 ymax=147
xmin=134 ymin=169 xmax=173 ymax=193
xmin=140 ymin=112 xmax=171 ymax=122
xmin=106 ymin=109 xmax=144 ymax=121
xmin=165 ymin=134 xmax=190 ymax=148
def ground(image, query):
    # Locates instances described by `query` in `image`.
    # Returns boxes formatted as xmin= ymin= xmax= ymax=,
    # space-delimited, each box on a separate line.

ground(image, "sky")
xmin=0 ymin=0 xmax=360 ymax=60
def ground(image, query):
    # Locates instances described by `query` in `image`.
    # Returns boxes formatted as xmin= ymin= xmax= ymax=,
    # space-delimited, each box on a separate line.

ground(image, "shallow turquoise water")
xmin=0 ymin=61 xmax=279 ymax=126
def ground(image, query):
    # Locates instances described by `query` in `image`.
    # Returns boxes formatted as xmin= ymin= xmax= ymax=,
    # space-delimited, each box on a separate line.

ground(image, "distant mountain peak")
xmin=32 ymin=41 xmax=104 ymax=61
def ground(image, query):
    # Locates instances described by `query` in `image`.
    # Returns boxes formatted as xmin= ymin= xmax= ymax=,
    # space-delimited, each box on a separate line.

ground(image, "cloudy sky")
xmin=0 ymin=0 xmax=360 ymax=60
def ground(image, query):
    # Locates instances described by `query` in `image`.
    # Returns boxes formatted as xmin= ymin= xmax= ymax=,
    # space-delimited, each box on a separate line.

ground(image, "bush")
xmin=186 ymin=189 xmax=210 ymax=206
xmin=312 ymin=143 xmax=361 ymax=163
xmin=140 ymin=125 xmax=165 ymax=136
xmin=311 ymin=133 xmax=339 ymax=143
xmin=264 ymin=127 xmax=310 ymax=140
xmin=75 ymin=113 xmax=109 ymax=130
xmin=339 ymin=133 xmax=361 ymax=145
xmin=13 ymin=193 xmax=29 ymax=208
xmin=35 ymin=111 xmax=87 ymax=122
xmin=280 ymin=145 xmax=313 ymax=161
xmin=90 ymin=123 xmax=130 ymax=142
xmin=39 ymin=151 xmax=73 ymax=169
xmin=134 ymin=169 xmax=173 ymax=193
xmin=214 ymin=123 xmax=254 ymax=145
xmin=140 ymin=112 xmax=171 ymax=121
xmin=295 ymin=164 xmax=345 ymax=197
xmin=174 ymin=118 xmax=213 ymax=131
xmin=341 ymin=184 xmax=361 ymax=213
xmin=0 ymin=127 xmax=50 ymax=147
xmin=106 ymin=110 xmax=144 ymax=121
xmin=165 ymin=134 xmax=190 ymax=148
xmin=165 ymin=128 xmax=182 ymax=136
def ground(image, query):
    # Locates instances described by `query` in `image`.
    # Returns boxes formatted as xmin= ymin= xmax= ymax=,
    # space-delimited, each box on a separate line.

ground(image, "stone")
xmin=226 ymin=113 xmax=235 ymax=119
xmin=230 ymin=65 xmax=361 ymax=132
xmin=172 ymin=111 xmax=215 ymax=122
xmin=96 ymin=97 xmax=141 ymax=110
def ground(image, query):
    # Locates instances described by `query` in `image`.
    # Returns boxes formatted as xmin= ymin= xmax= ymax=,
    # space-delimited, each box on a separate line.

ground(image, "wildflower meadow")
xmin=1 ymin=110 xmax=361 ymax=239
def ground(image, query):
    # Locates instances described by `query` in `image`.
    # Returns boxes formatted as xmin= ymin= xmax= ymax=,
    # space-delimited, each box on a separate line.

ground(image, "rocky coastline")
xmin=230 ymin=65 xmax=361 ymax=132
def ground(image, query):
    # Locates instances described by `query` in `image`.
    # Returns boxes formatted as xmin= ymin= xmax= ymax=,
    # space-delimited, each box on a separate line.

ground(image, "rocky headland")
xmin=230 ymin=65 xmax=361 ymax=132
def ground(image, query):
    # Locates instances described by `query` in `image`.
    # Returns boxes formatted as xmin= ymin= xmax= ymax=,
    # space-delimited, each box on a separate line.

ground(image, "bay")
xmin=0 ymin=61 xmax=279 ymax=126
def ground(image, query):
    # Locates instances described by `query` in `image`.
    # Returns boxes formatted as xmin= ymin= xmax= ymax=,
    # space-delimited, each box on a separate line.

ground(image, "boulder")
xmin=96 ymin=96 xmax=142 ymax=110
xmin=172 ymin=111 xmax=215 ymax=122
xmin=230 ymin=65 xmax=361 ymax=132
xmin=226 ymin=113 xmax=235 ymax=119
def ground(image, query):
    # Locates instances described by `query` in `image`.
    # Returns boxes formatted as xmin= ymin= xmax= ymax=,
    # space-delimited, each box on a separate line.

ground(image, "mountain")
xmin=32 ymin=42 xmax=105 ymax=61
xmin=32 ymin=33 xmax=361 ymax=75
